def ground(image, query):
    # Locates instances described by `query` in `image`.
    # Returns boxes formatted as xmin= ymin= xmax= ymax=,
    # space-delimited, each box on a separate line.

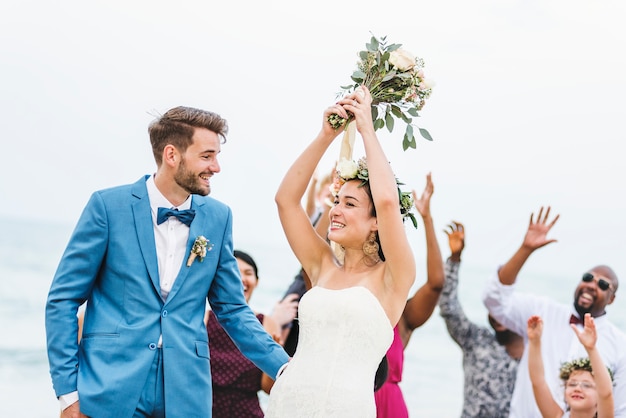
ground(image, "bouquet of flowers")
xmin=328 ymin=34 xmax=435 ymax=151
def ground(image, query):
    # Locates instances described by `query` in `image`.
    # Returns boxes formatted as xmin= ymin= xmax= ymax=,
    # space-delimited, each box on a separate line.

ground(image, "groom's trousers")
xmin=133 ymin=348 xmax=165 ymax=418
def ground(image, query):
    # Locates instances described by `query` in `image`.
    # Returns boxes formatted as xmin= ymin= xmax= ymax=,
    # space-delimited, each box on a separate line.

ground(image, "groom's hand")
xmin=61 ymin=401 xmax=88 ymax=418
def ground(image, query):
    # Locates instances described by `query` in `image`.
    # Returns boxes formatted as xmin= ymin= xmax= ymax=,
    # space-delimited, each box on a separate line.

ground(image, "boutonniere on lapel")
xmin=187 ymin=236 xmax=213 ymax=267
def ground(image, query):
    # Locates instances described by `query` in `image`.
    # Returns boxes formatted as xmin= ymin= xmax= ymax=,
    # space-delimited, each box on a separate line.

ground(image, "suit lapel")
xmin=131 ymin=177 xmax=161 ymax=297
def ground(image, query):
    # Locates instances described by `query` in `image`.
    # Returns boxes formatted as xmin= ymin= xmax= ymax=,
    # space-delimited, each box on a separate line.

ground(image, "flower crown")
xmin=332 ymin=157 xmax=417 ymax=229
xmin=559 ymin=357 xmax=614 ymax=382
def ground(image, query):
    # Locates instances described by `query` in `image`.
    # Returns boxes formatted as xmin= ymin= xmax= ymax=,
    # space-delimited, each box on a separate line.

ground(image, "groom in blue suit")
xmin=46 ymin=106 xmax=290 ymax=418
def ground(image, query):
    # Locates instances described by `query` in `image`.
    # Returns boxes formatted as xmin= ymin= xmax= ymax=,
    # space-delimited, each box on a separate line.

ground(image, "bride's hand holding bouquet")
xmin=328 ymin=34 xmax=435 ymax=151
xmin=340 ymin=86 xmax=375 ymax=138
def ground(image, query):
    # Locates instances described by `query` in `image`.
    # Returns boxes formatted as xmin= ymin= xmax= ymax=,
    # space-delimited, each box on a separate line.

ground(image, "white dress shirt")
xmin=482 ymin=269 xmax=626 ymax=418
xmin=146 ymin=175 xmax=191 ymax=300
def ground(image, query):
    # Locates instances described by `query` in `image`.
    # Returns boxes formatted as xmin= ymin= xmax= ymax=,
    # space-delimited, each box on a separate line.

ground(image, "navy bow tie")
xmin=157 ymin=207 xmax=196 ymax=226
xmin=569 ymin=314 xmax=584 ymax=326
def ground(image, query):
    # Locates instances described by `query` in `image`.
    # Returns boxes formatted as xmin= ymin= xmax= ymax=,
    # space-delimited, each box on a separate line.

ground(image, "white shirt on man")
xmin=146 ymin=174 xmax=191 ymax=300
xmin=482 ymin=269 xmax=626 ymax=418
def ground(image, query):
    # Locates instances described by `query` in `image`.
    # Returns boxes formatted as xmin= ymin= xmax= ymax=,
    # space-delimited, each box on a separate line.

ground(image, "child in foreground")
xmin=527 ymin=313 xmax=614 ymax=418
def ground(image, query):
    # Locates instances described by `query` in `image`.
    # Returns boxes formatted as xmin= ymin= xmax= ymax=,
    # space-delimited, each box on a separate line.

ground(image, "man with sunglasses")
xmin=482 ymin=206 xmax=626 ymax=418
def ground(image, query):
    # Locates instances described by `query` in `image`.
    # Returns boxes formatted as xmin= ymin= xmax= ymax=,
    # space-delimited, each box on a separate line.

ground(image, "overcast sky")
xmin=2 ymin=0 xmax=625 ymax=280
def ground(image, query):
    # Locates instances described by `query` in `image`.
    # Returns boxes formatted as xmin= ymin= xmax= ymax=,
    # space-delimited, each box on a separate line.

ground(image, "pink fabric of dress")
xmin=374 ymin=325 xmax=409 ymax=418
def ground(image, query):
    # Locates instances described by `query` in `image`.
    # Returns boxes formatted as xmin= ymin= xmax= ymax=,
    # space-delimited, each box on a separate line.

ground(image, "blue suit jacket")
xmin=46 ymin=176 xmax=289 ymax=417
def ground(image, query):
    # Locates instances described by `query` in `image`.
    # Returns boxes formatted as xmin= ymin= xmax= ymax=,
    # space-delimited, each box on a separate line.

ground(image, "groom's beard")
xmin=174 ymin=156 xmax=211 ymax=196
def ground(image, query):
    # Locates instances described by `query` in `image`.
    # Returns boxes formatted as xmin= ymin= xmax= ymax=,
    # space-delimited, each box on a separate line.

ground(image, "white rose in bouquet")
xmin=389 ymin=49 xmax=416 ymax=71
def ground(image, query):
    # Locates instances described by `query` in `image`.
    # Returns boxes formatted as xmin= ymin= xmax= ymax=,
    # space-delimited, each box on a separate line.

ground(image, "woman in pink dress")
xmin=374 ymin=173 xmax=445 ymax=417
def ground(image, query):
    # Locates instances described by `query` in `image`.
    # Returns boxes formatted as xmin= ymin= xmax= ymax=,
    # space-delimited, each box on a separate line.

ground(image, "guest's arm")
xmin=438 ymin=222 xmax=479 ymax=349
xmin=399 ymin=173 xmax=444 ymax=347
xmin=498 ymin=207 xmax=559 ymax=285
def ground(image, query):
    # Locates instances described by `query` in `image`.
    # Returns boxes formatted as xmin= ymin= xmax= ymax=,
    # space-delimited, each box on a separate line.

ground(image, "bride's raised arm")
xmin=274 ymin=103 xmax=347 ymax=286
xmin=350 ymin=86 xmax=416 ymax=299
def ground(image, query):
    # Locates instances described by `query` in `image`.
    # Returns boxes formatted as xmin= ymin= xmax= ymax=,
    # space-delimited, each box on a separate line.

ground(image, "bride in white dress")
xmin=267 ymin=87 xmax=416 ymax=417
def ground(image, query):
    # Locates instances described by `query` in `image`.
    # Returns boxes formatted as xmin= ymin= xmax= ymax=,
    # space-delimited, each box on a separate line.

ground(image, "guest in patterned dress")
xmin=206 ymin=250 xmax=296 ymax=418
xmin=438 ymin=221 xmax=524 ymax=417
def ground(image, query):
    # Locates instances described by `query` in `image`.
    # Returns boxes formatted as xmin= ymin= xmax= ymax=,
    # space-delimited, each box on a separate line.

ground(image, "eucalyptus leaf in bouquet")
xmin=329 ymin=34 xmax=435 ymax=151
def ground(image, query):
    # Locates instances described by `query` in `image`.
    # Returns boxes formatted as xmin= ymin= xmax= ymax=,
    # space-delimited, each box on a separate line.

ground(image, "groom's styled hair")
xmin=148 ymin=106 xmax=229 ymax=165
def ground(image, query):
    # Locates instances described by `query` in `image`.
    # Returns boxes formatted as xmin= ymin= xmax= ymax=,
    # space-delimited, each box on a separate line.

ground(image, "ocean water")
xmin=2 ymin=217 xmax=625 ymax=417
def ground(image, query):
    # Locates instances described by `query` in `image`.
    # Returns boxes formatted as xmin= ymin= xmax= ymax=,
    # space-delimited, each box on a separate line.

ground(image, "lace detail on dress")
xmin=265 ymin=286 xmax=393 ymax=418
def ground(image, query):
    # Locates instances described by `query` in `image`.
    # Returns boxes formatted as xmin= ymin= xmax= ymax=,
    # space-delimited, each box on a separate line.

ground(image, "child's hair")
xmin=559 ymin=357 xmax=614 ymax=382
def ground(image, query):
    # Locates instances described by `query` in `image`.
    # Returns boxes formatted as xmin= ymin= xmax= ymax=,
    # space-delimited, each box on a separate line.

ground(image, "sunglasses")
xmin=582 ymin=272 xmax=613 ymax=292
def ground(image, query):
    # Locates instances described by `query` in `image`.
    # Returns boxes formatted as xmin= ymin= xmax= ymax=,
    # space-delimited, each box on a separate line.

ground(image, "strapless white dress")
xmin=265 ymin=286 xmax=393 ymax=418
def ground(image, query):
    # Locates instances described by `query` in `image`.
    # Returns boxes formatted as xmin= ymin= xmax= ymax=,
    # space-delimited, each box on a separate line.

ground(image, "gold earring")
xmin=363 ymin=231 xmax=380 ymax=258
